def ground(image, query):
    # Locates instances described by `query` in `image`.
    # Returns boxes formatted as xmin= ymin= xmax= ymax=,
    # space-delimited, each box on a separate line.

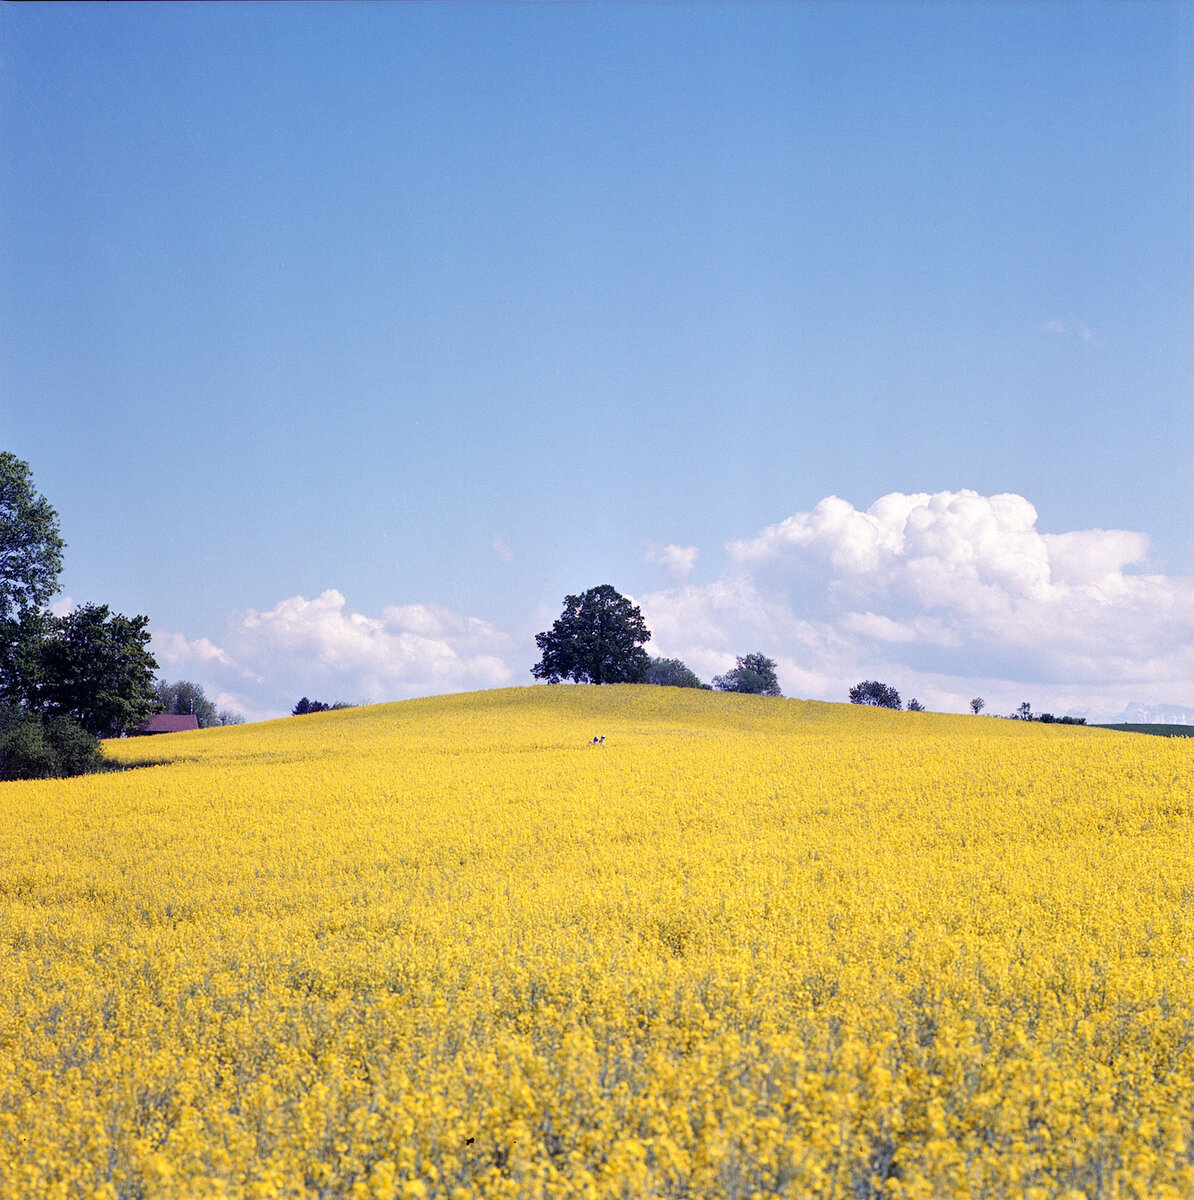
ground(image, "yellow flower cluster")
xmin=1 ymin=686 xmax=1190 ymax=1198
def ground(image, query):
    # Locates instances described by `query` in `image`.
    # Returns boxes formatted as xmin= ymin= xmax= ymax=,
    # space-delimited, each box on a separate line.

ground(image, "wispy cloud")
xmin=645 ymin=543 xmax=699 ymax=579
xmin=1041 ymin=314 xmax=1096 ymax=343
xmin=493 ymin=536 xmax=517 ymax=564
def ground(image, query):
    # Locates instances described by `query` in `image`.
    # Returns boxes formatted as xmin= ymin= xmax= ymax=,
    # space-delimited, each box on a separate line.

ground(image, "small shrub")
xmin=44 ymin=714 xmax=104 ymax=775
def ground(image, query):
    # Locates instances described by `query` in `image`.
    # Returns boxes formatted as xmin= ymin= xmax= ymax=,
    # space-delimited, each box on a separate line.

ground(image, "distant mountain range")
xmin=1088 ymin=702 xmax=1194 ymax=726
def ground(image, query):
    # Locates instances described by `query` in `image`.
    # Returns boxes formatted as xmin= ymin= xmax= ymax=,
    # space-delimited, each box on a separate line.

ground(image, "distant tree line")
xmin=1 ymin=454 xmax=160 ymax=779
xmin=292 ymin=698 xmax=354 ymax=716
xmin=0 ymin=455 xmax=259 ymax=781
xmin=155 ymin=679 xmax=244 ymax=727
xmin=1007 ymin=700 xmax=1085 ymax=724
xmin=848 ymin=685 xmax=1086 ymax=722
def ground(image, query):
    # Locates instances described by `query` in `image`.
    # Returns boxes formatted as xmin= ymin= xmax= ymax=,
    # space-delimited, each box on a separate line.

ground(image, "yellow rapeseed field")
xmin=1 ymin=686 xmax=1190 ymax=1200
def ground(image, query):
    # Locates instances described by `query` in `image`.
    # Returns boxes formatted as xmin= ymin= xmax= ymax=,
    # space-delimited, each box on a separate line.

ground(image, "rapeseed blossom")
xmin=0 ymin=686 xmax=1190 ymax=1198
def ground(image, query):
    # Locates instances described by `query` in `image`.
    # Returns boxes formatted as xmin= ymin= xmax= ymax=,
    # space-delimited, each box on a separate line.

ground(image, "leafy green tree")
xmin=849 ymin=680 xmax=902 ymax=709
xmin=713 ymin=653 xmax=781 ymax=696
xmin=154 ymin=679 xmax=218 ymax=728
xmin=0 ymin=454 xmax=158 ymax=769
xmin=0 ymin=455 xmax=66 ymax=707
xmin=0 ymin=610 xmax=51 ymax=708
xmin=39 ymin=604 xmax=159 ymax=737
xmin=293 ymin=697 xmax=330 ymax=715
xmin=532 ymin=585 xmax=651 ymax=685
xmin=0 ymin=452 xmax=65 ymax=624
xmin=644 ymin=657 xmax=709 ymax=689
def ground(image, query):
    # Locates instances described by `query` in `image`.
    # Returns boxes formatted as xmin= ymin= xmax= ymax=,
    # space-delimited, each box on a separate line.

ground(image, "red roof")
xmin=137 ymin=714 xmax=200 ymax=734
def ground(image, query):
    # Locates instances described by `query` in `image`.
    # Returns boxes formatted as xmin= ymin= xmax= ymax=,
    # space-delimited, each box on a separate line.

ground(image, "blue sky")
xmin=3 ymin=2 xmax=1190 ymax=721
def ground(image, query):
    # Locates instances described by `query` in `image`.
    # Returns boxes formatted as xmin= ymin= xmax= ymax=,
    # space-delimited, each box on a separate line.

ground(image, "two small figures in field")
xmin=588 ymin=734 xmax=605 ymax=746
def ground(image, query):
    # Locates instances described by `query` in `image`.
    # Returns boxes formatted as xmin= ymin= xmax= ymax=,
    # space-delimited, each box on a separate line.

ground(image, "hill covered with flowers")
xmin=2 ymin=686 xmax=1191 ymax=1198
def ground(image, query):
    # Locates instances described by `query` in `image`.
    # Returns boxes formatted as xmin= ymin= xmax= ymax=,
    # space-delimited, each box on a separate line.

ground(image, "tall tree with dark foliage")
xmin=40 ymin=604 xmax=159 ymax=737
xmin=0 ymin=454 xmax=159 ymax=763
xmin=0 ymin=453 xmax=65 ymax=707
xmin=849 ymin=680 xmax=902 ymax=709
xmin=532 ymin=585 xmax=651 ymax=685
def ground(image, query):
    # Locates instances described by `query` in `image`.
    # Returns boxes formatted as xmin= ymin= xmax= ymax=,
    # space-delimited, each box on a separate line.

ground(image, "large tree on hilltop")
xmin=713 ymin=653 xmax=782 ymax=696
xmin=532 ymin=585 xmax=651 ymax=685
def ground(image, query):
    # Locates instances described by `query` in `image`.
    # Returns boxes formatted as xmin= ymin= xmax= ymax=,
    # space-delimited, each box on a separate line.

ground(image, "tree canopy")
xmin=292 ymin=698 xmax=353 ymax=715
xmin=0 ymin=452 xmax=64 ymax=625
xmin=0 ymin=456 xmax=66 ymax=709
xmin=0 ymin=455 xmax=160 ymax=755
xmin=643 ymin=657 xmax=708 ymax=689
xmin=713 ymin=653 xmax=782 ymax=696
xmin=155 ymin=679 xmax=219 ymax=728
xmin=849 ymin=680 xmax=902 ymax=709
xmin=39 ymin=604 xmax=159 ymax=738
xmin=531 ymin=585 xmax=651 ymax=685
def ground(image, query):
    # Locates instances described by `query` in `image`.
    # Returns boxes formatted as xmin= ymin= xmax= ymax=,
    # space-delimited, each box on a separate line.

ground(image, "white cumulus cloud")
xmin=644 ymin=490 xmax=1192 ymax=720
xmin=151 ymin=590 xmax=514 ymax=720
xmin=152 ymin=630 xmax=239 ymax=670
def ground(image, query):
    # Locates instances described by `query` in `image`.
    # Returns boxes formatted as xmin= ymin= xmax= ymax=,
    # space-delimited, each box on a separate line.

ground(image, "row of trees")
xmin=292 ymin=697 xmax=353 ymax=715
xmin=0 ymin=455 xmax=255 ymax=779
xmin=849 ymin=686 xmax=1085 ymax=722
xmin=1007 ymin=700 xmax=1085 ymax=724
xmin=533 ymin=588 xmax=1070 ymax=720
xmin=1 ymin=454 xmax=166 ymax=778
xmin=532 ymin=586 xmax=782 ymax=696
xmin=155 ymin=679 xmax=244 ymax=728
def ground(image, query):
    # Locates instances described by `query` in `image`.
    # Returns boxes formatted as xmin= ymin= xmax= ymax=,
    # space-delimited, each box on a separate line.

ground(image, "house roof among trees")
xmin=136 ymin=714 xmax=199 ymax=735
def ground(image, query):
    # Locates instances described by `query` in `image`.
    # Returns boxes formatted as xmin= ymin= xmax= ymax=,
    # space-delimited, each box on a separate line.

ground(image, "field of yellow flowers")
xmin=1 ymin=685 xmax=1190 ymax=1199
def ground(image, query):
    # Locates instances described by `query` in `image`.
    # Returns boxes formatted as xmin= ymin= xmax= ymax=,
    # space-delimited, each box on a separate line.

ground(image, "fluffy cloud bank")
xmin=150 ymin=492 xmax=1190 ymax=724
xmin=152 ymin=590 xmax=514 ymax=721
xmin=640 ymin=490 xmax=1192 ymax=720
